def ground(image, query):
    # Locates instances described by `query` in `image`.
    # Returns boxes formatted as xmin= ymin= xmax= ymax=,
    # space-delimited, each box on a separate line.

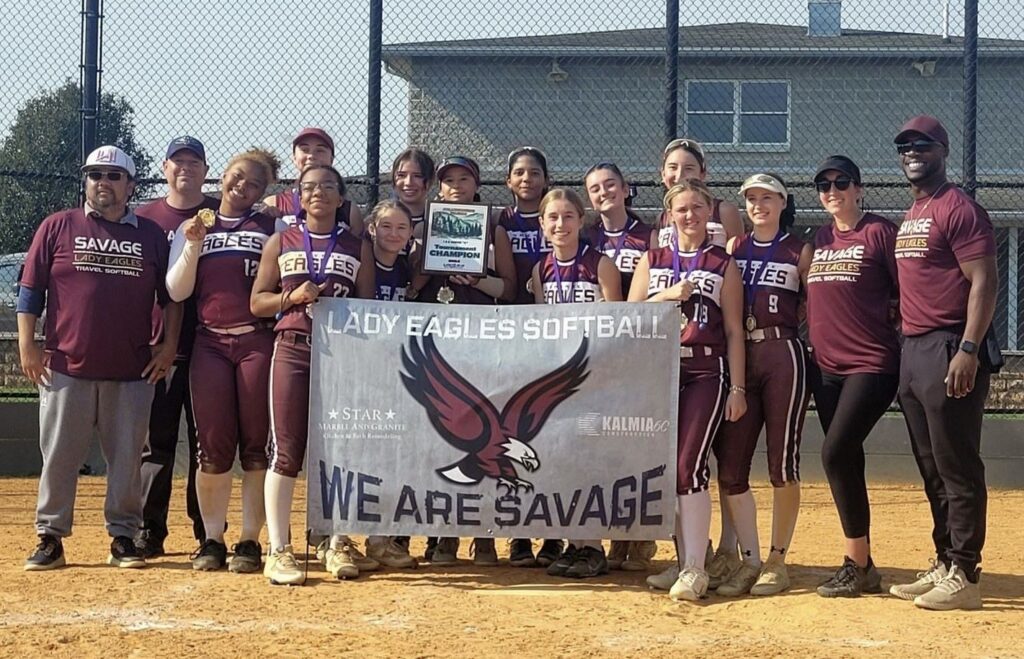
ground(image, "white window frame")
xmin=683 ymin=79 xmax=791 ymax=151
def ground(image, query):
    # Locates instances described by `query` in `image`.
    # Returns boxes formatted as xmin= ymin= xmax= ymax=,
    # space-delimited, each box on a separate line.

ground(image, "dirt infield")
xmin=0 ymin=478 xmax=1021 ymax=658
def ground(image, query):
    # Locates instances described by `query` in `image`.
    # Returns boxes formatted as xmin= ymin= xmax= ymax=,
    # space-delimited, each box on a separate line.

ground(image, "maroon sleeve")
xmin=877 ymin=218 xmax=899 ymax=299
xmin=20 ymin=213 xmax=59 ymax=290
xmin=945 ymin=203 xmax=995 ymax=264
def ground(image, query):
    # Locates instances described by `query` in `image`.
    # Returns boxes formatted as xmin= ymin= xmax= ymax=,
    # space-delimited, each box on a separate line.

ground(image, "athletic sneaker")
xmin=508 ymin=539 xmax=536 ymax=567
xmin=423 ymin=537 xmax=438 ymax=561
xmin=716 ymin=560 xmax=761 ymax=597
xmin=750 ymin=555 xmax=790 ymax=596
xmin=108 ymin=535 xmax=147 ymax=569
xmin=470 ymin=538 xmax=499 ymax=567
xmin=266 ymin=545 xmax=305 ymax=586
xmin=707 ymin=546 xmax=741 ymax=590
xmin=228 ymin=540 xmax=262 ymax=574
xmin=191 ymin=539 xmax=228 ymax=571
xmin=546 ymin=544 xmax=577 ymax=577
xmin=325 ymin=546 xmax=359 ymax=580
xmin=565 ymin=546 xmax=609 ymax=578
xmin=341 ymin=539 xmax=380 ymax=572
xmin=622 ymin=541 xmax=657 ymax=571
xmin=431 ymin=537 xmax=460 ymax=566
xmin=913 ymin=565 xmax=982 ymax=611
xmin=607 ymin=541 xmax=629 ymax=569
xmin=366 ymin=538 xmax=417 ymax=569
xmin=394 ymin=536 xmax=411 ymax=551
xmin=536 ymin=539 xmax=563 ymax=567
xmin=646 ymin=564 xmax=680 ymax=591
xmin=134 ymin=530 xmax=165 ymax=559
xmin=889 ymin=559 xmax=948 ymax=601
xmin=24 ymin=534 xmax=65 ymax=571
xmin=816 ymin=556 xmax=882 ymax=598
xmin=670 ymin=566 xmax=709 ymax=601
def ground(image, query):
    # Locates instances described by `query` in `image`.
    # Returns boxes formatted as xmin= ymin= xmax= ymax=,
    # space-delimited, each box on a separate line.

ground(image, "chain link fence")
xmin=0 ymin=0 xmax=1021 ymax=406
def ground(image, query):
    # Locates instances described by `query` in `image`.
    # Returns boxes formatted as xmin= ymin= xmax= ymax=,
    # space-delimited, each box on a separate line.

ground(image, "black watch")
xmin=959 ymin=340 xmax=978 ymax=355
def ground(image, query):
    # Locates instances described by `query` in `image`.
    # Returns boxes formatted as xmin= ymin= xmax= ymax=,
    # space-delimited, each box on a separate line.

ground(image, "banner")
xmin=306 ymin=299 xmax=680 ymax=540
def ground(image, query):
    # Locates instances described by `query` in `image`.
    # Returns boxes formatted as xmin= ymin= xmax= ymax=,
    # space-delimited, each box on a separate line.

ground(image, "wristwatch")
xmin=959 ymin=340 xmax=978 ymax=355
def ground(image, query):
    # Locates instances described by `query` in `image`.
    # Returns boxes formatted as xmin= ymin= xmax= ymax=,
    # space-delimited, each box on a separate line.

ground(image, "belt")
xmin=203 ymin=323 xmax=271 ymax=336
xmin=680 ymin=345 xmax=715 ymax=359
xmin=277 ymin=330 xmax=312 ymax=347
xmin=745 ymin=326 xmax=797 ymax=343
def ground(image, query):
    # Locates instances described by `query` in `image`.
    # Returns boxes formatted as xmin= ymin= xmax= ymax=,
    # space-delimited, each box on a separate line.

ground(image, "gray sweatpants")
xmin=35 ymin=371 xmax=155 ymax=538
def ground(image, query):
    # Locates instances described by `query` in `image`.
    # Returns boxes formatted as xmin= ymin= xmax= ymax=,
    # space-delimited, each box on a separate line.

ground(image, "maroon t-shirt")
xmin=21 ymin=208 xmax=170 ymax=380
xmin=585 ymin=213 xmax=652 ymax=294
xmin=646 ymin=243 xmax=731 ymax=354
xmin=136 ymin=196 xmax=218 ymax=359
xmin=806 ymin=213 xmax=900 ymax=374
xmin=194 ymin=212 xmax=276 ymax=328
xmin=276 ymin=225 xmax=364 ymax=334
xmin=499 ymin=206 xmax=552 ymax=305
xmin=732 ymin=232 xmax=803 ymax=331
xmin=895 ymin=185 xmax=996 ymax=337
xmin=538 ymin=245 xmax=604 ymax=304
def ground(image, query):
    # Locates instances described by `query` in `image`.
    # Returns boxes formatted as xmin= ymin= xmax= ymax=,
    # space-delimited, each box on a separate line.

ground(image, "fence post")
xmin=366 ymin=0 xmax=383 ymax=208
xmin=962 ymin=0 xmax=978 ymax=199
xmin=80 ymin=0 xmax=101 ymax=203
xmin=664 ymin=0 xmax=679 ymax=145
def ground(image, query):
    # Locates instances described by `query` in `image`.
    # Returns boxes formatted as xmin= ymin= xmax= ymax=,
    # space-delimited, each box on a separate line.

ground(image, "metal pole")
xmin=80 ymin=0 xmax=101 ymax=166
xmin=962 ymin=0 xmax=978 ymax=198
xmin=664 ymin=0 xmax=680 ymax=145
xmin=366 ymin=0 xmax=383 ymax=208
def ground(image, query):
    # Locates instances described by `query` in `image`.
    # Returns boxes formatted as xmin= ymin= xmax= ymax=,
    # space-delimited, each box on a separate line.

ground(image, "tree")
xmin=0 ymin=80 xmax=153 ymax=253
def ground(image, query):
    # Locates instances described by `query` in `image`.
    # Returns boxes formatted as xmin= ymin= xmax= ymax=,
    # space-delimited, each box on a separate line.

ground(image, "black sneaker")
xmin=509 ymin=539 xmax=536 ymax=567
xmin=816 ymin=556 xmax=882 ymax=597
xmin=546 ymin=544 xmax=578 ymax=577
xmin=565 ymin=546 xmax=609 ymax=579
xmin=24 ymin=534 xmax=66 ymax=571
xmin=424 ymin=536 xmax=438 ymax=561
xmin=109 ymin=535 xmax=147 ymax=569
xmin=536 ymin=539 xmax=564 ymax=567
xmin=190 ymin=539 xmax=227 ymax=571
xmin=228 ymin=540 xmax=263 ymax=573
xmin=134 ymin=530 xmax=166 ymax=559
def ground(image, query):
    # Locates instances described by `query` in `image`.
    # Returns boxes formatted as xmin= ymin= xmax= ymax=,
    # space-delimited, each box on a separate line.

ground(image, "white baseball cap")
xmin=739 ymin=173 xmax=787 ymax=197
xmin=82 ymin=145 xmax=137 ymax=178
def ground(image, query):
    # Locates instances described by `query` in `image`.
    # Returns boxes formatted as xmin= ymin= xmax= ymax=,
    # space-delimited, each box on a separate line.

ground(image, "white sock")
xmin=240 ymin=469 xmax=266 ymax=543
xmin=196 ymin=471 xmax=232 ymax=543
xmin=717 ymin=487 xmax=738 ymax=555
xmin=673 ymin=500 xmax=685 ymax=566
xmin=679 ymin=491 xmax=712 ymax=569
xmin=725 ymin=491 xmax=761 ymax=567
xmin=264 ymin=472 xmax=296 ymax=552
xmin=770 ymin=483 xmax=801 ymax=560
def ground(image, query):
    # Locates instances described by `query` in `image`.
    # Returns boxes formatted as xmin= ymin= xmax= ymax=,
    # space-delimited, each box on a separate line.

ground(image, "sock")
xmin=264 ymin=472 xmax=296 ymax=552
xmin=673 ymin=498 xmax=685 ymax=566
xmin=725 ymin=491 xmax=761 ymax=567
xmin=679 ymin=490 xmax=712 ymax=569
xmin=239 ymin=469 xmax=266 ymax=543
xmin=717 ymin=487 xmax=738 ymax=555
xmin=769 ymin=483 xmax=800 ymax=560
xmin=196 ymin=471 xmax=232 ymax=543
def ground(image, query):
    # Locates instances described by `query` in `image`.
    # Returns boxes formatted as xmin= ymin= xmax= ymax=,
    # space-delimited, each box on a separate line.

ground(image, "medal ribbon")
xmin=601 ymin=218 xmax=634 ymax=266
xmin=742 ymin=231 xmax=784 ymax=316
xmin=302 ymin=223 xmax=340 ymax=286
xmin=551 ymin=248 xmax=581 ymax=304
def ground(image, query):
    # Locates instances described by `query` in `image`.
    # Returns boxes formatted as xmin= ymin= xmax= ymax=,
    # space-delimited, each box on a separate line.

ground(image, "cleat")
xmin=546 ymin=544 xmax=577 ymax=577
xmin=266 ymin=545 xmax=305 ymax=586
xmin=622 ymin=541 xmax=657 ymax=571
xmin=190 ymin=539 xmax=227 ymax=571
xmin=228 ymin=540 xmax=262 ymax=574
xmin=707 ymin=546 xmax=741 ymax=590
xmin=366 ymin=538 xmax=417 ymax=569
xmin=536 ymin=539 xmax=564 ymax=567
xmin=508 ymin=539 xmax=536 ymax=567
xmin=750 ymin=555 xmax=790 ymax=596
xmin=565 ymin=546 xmax=609 ymax=578
xmin=325 ymin=546 xmax=359 ymax=580
xmin=670 ymin=567 xmax=709 ymax=601
xmin=716 ymin=560 xmax=761 ymax=597
xmin=607 ymin=541 xmax=629 ymax=569
xmin=431 ymin=537 xmax=460 ymax=566
xmin=470 ymin=538 xmax=499 ymax=567
xmin=647 ymin=564 xmax=680 ymax=591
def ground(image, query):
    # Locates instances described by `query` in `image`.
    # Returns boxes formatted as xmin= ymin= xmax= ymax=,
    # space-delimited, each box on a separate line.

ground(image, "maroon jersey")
xmin=657 ymin=199 xmax=726 ymax=248
xmin=375 ymin=254 xmax=411 ymax=302
xmin=276 ymin=225 xmax=364 ymax=333
xmin=538 ymin=245 xmax=604 ymax=304
xmin=136 ymin=195 xmax=218 ymax=358
xmin=194 ymin=212 xmax=276 ymax=329
xmin=646 ymin=243 xmax=731 ymax=353
xmin=732 ymin=232 xmax=802 ymax=330
xmin=807 ymin=213 xmax=900 ymax=375
xmin=586 ymin=213 xmax=652 ymax=293
xmin=21 ymin=209 xmax=170 ymax=380
xmin=275 ymin=190 xmax=353 ymax=231
xmin=895 ymin=185 xmax=996 ymax=337
xmin=499 ymin=206 xmax=552 ymax=304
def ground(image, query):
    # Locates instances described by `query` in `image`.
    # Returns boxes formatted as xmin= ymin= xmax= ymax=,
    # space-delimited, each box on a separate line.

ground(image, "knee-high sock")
xmin=679 ymin=490 xmax=712 ymax=569
xmin=264 ymin=472 xmax=296 ymax=552
xmin=725 ymin=491 xmax=761 ymax=567
xmin=673 ymin=497 xmax=685 ymax=565
xmin=770 ymin=482 xmax=801 ymax=559
xmin=196 ymin=471 xmax=232 ymax=543
xmin=717 ymin=487 xmax=738 ymax=554
xmin=240 ymin=469 xmax=266 ymax=543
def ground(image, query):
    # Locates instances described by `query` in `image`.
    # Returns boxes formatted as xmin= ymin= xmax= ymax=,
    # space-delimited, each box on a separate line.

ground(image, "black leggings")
xmin=812 ymin=369 xmax=898 ymax=539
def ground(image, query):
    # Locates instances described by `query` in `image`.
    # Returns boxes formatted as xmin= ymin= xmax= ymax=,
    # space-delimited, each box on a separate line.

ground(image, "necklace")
xmin=910 ymin=182 xmax=949 ymax=219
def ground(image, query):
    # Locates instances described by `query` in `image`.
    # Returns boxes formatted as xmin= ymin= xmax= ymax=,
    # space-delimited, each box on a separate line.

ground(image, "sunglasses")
xmin=85 ymin=171 xmax=124 ymax=181
xmin=896 ymin=140 xmax=939 ymax=155
xmin=815 ymin=177 xmax=855 ymax=193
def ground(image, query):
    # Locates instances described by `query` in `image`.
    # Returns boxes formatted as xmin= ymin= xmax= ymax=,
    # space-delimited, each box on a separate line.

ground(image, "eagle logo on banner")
xmin=400 ymin=333 xmax=590 ymax=496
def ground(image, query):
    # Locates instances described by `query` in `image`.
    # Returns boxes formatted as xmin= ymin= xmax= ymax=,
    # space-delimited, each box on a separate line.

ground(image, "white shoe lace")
xmin=933 ymin=566 xmax=968 ymax=594
xmin=917 ymin=559 xmax=946 ymax=583
xmin=275 ymin=551 xmax=299 ymax=571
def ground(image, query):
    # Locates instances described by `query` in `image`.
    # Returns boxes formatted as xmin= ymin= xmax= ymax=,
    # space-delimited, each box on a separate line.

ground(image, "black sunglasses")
xmin=815 ymin=177 xmax=855 ymax=193
xmin=896 ymin=140 xmax=939 ymax=155
xmin=85 ymin=171 xmax=124 ymax=181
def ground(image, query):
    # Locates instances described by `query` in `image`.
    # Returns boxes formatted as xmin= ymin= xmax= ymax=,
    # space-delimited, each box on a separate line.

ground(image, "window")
xmin=685 ymin=80 xmax=790 ymax=148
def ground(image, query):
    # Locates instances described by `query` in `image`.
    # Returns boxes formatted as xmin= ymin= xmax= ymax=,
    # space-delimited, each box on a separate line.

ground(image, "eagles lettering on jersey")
xmin=200 ymin=231 xmax=268 ymax=256
xmin=647 ymin=267 xmax=724 ymax=306
xmin=278 ymin=250 xmax=361 ymax=281
xmin=735 ymin=259 xmax=800 ymax=293
xmin=541 ymin=282 xmax=601 ymax=304
xmin=508 ymin=229 xmax=553 ymax=256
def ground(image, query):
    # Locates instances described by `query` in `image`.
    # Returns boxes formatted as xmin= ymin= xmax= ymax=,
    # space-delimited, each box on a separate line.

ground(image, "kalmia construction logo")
xmin=577 ymin=413 xmax=670 ymax=438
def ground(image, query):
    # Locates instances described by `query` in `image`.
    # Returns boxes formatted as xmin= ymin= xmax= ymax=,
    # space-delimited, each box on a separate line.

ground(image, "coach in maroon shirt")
xmin=18 ymin=146 xmax=180 ymax=572
xmin=888 ymin=116 xmax=998 ymax=611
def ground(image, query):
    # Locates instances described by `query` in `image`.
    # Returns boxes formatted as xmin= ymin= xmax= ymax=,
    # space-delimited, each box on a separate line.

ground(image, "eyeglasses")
xmin=85 ymin=171 xmax=124 ymax=181
xmin=815 ymin=177 xmax=855 ymax=193
xmin=299 ymin=181 xmax=340 ymax=193
xmin=896 ymin=140 xmax=939 ymax=155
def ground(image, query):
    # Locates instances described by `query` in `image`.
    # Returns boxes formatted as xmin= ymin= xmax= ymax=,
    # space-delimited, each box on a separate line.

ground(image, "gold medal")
xmin=745 ymin=315 xmax=757 ymax=332
xmin=437 ymin=285 xmax=455 ymax=304
xmin=197 ymin=208 xmax=216 ymax=229
xmin=305 ymin=303 xmax=314 ymax=319
xmin=681 ymin=314 xmax=689 ymax=331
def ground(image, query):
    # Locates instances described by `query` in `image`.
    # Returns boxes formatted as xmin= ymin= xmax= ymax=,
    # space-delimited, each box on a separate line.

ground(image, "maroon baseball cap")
xmin=292 ymin=127 xmax=335 ymax=154
xmin=894 ymin=115 xmax=949 ymax=148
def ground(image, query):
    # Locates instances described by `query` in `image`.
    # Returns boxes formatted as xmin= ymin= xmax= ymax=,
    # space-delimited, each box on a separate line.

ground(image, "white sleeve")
xmin=165 ymin=224 xmax=202 ymax=302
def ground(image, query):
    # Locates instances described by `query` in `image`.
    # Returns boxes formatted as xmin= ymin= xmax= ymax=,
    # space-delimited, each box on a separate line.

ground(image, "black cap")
xmin=814 ymin=155 xmax=861 ymax=185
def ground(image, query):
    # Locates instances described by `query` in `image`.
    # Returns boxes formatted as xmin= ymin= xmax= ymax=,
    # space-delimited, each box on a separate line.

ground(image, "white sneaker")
xmin=670 ymin=566 xmax=709 ymax=601
xmin=750 ymin=555 xmax=790 ymax=596
xmin=267 ymin=545 xmax=305 ymax=586
xmin=707 ymin=547 xmax=741 ymax=590
xmin=340 ymin=538 xmax=379 ymax=572
xmin=646 ymin=564 xmax=680 ymax=591
xmin=889 ymin=559 xmax=948 ymax=601
xmin=716 ymin=559 xmax=761 ymax=597
xmin=913 ymin=565 xmax=982 ymax=611
xmin=325 ymin=546 xmax=359 ymax=580
xmin=367 ymin=538 xmax=417 ymax=569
